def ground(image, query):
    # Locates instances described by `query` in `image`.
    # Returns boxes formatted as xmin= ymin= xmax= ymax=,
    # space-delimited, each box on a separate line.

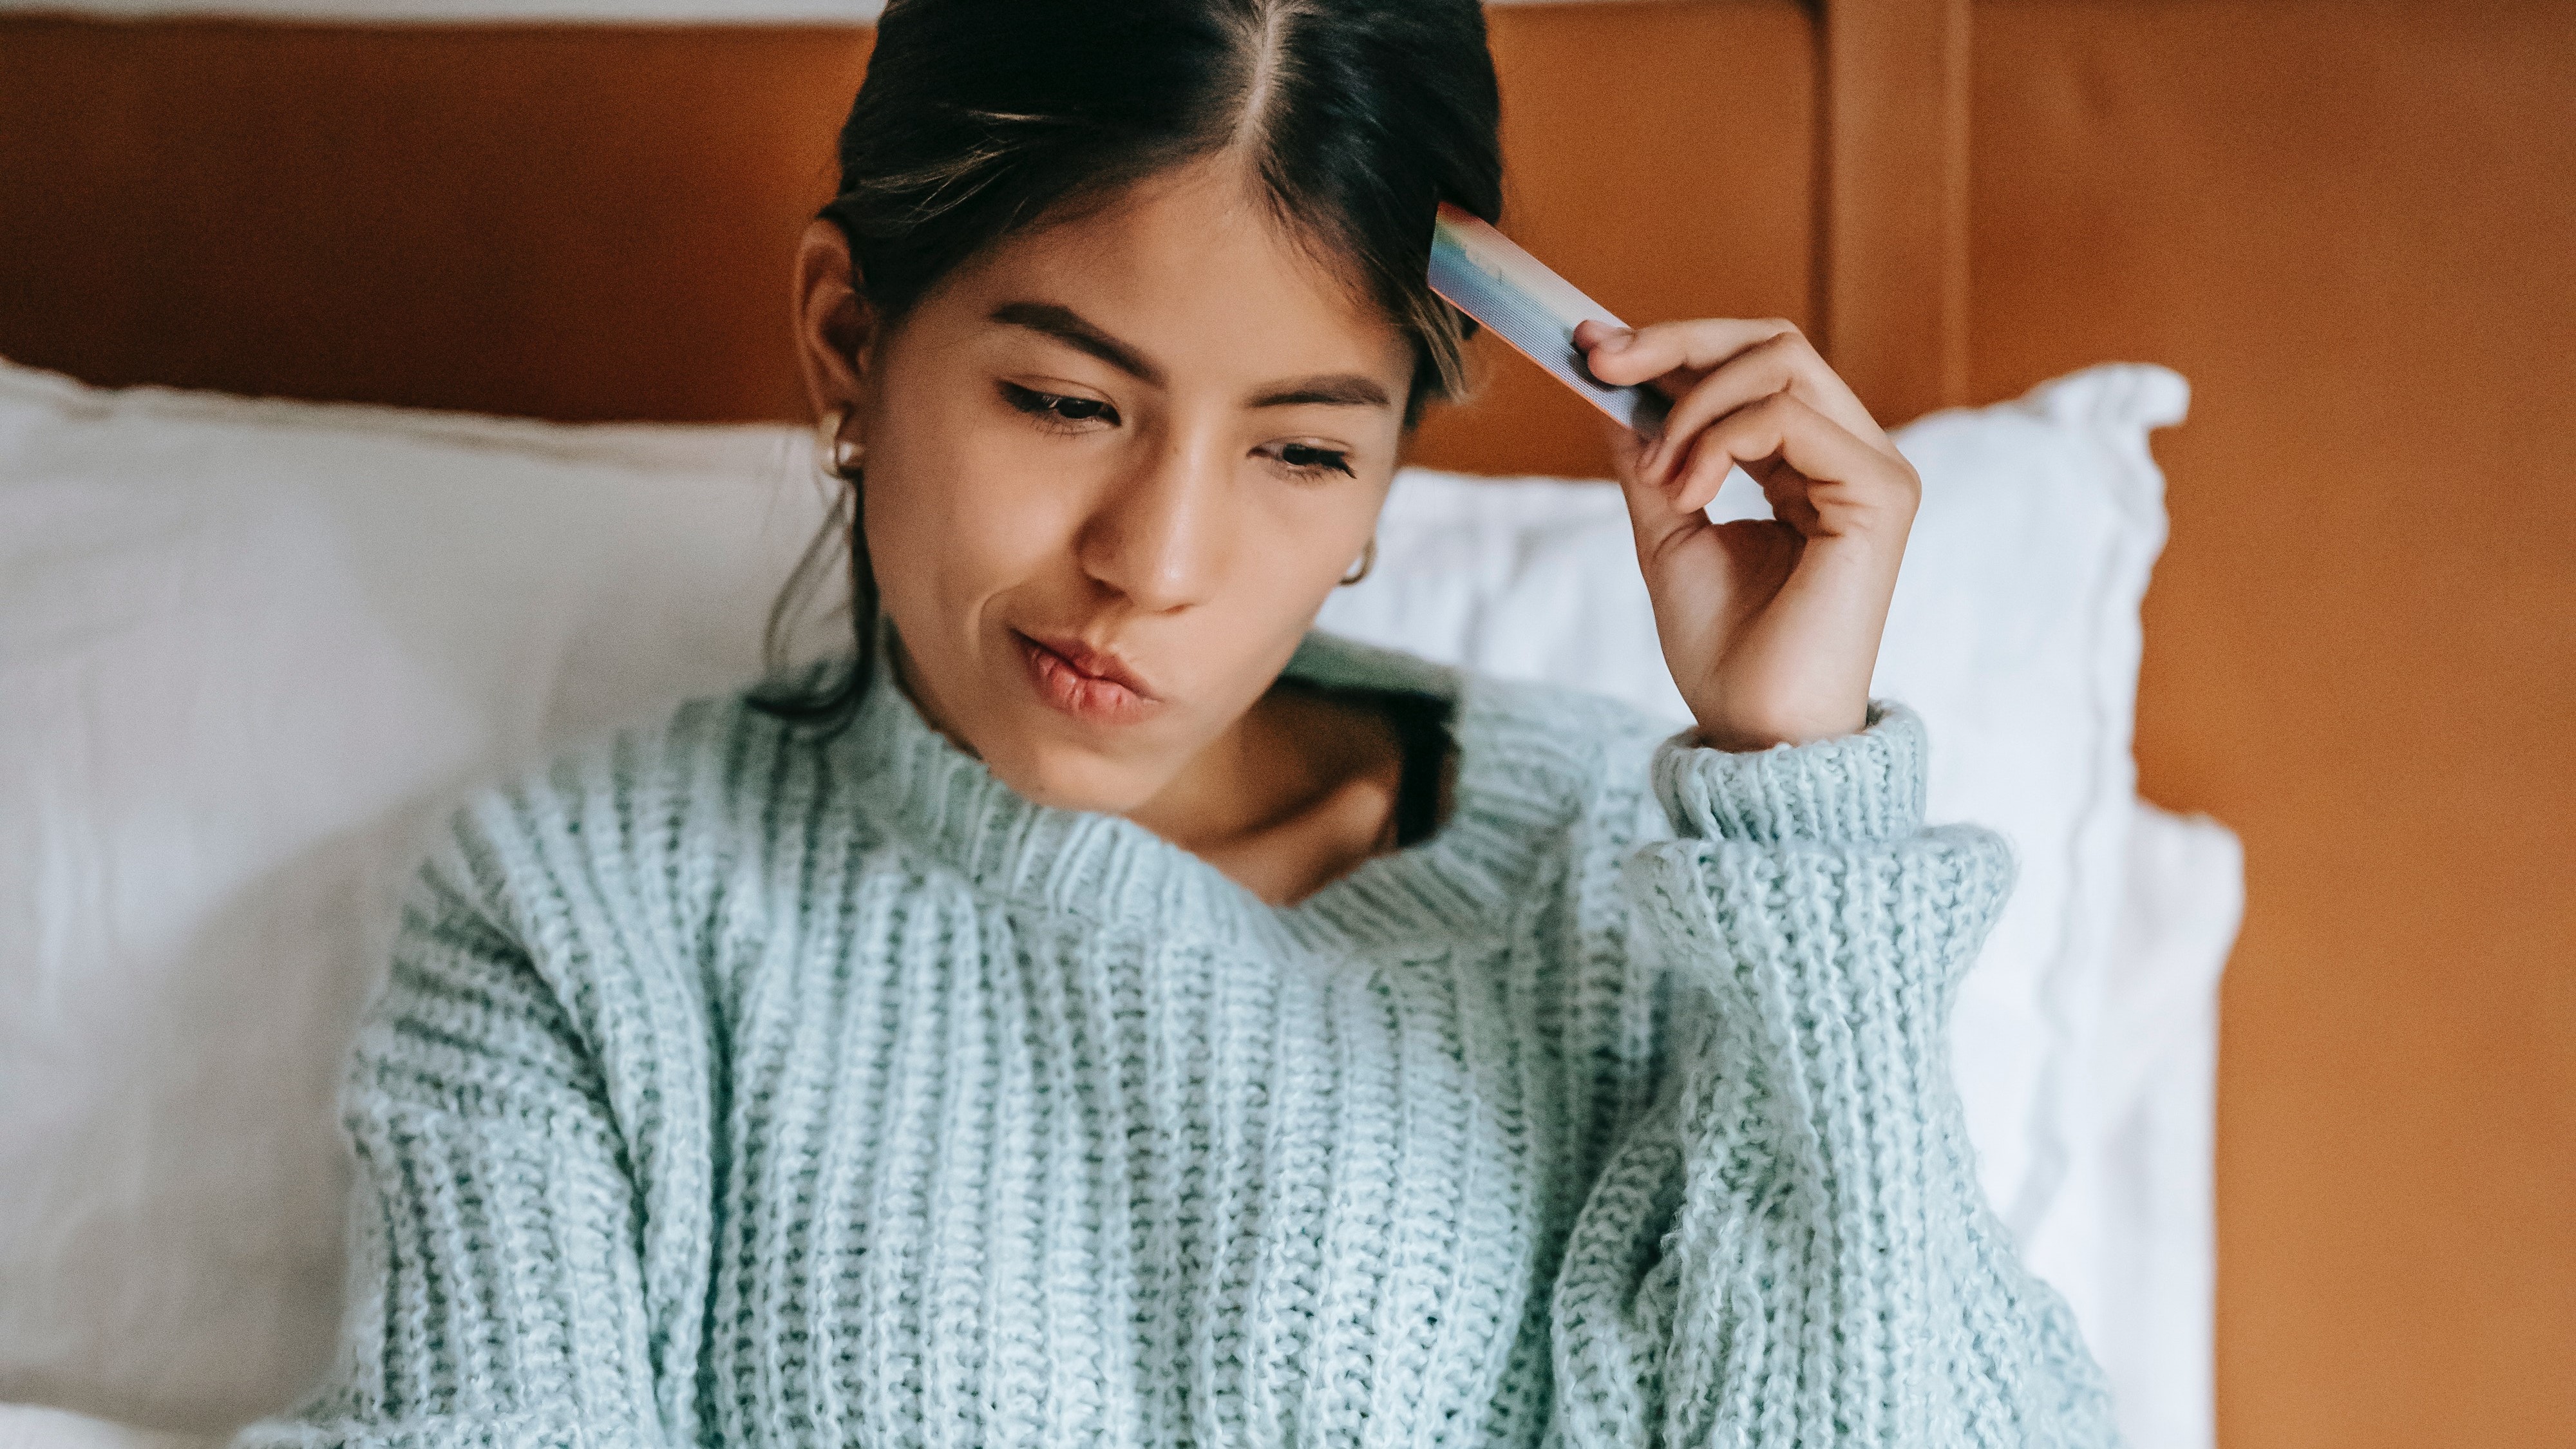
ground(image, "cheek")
xmin=1251 ymin=448 xmax=1395 ymax=578
xmin=859 ymin=384 xmax=1089 ymax=615
xmin=1194 ymin=478 xmax=1390 ymax=681
xmin=1237 ymin=486 xmax=1377 ymax=605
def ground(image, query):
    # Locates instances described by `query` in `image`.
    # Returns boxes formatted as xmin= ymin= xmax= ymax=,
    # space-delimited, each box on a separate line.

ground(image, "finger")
xmin=1571 ymin=318 xmax=1628 ymax=356
xmin=1581 ymin=317 xmax=1799 ymax=390
xmin=1663 ymin=393 xmax=1879 ymax=517
xmin=1571 ymin=319 xmax=1681 ymax=407
xmin=1602 ymin=410 xmax=1703 ymax=558
xmin=1634 ymin=332 xmax=1886 ymax=486
xmin=1663 ymin=393 xmax=1912 ymax=527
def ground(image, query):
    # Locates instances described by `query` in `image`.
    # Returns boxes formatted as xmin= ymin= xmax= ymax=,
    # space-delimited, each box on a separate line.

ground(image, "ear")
xmin=793 ymin=218 xmax=878 ymax=424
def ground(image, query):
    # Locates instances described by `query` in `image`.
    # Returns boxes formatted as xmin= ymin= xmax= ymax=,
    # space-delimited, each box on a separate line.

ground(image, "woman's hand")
xmin=1573 ymin=317 xmax=1919 ymax=753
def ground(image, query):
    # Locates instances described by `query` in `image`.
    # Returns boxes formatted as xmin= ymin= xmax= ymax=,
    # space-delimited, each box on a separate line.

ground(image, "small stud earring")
xmin=819 ymin=405 xmax=864 ymax=478
xmin=1338 ymin=536 xmax=1377 ymax=587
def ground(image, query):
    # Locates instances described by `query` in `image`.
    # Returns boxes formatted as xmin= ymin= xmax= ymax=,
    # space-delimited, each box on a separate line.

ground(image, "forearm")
xmin=232 ymin=862 xmax=679 ymax=1449
xmin=1553 ymin=701 xmax=2121 ymax=1448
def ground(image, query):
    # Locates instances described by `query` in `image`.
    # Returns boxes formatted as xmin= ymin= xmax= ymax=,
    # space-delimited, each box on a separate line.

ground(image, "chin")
xmin=981 ymin=726 xmax=1174 ymax=818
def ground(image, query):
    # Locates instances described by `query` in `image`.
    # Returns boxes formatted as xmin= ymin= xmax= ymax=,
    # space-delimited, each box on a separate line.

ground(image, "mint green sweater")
xmin=237 ymin=630 xmax=2121 ymax=1449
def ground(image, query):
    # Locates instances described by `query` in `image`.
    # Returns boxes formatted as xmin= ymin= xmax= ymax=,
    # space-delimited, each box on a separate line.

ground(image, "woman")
xmin=240 ymin=0 xmax=2123 ymax=1444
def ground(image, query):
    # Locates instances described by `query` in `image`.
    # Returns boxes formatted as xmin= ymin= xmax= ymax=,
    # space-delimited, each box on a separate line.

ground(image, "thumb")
xmin=1605 ymin=416 xmax=1698 ymax=557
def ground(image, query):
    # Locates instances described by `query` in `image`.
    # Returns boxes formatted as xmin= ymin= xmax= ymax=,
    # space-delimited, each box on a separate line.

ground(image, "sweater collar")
xmin=835 ymin=627 xmax=1573 ymax=955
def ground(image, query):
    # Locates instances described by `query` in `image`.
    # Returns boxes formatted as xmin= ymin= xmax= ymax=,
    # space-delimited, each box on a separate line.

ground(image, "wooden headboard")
xmin=0 ymin=0 xmax=1975 ymax=470
xmin=3 ymin=3 xmax=2570 ymax=1444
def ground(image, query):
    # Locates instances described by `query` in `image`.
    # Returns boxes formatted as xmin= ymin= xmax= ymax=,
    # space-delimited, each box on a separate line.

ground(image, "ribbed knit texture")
xmin=234 ymin=630 xmax=2123 ymax=1449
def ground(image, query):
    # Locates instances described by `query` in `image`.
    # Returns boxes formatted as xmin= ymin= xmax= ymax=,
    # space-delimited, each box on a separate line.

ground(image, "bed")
xmin=1 ymin=2 xmax=2568 ymax=1446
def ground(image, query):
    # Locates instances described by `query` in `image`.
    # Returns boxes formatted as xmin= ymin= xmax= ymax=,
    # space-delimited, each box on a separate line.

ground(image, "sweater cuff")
xmin=1651 ymin=697 xmax=1929 ymax=845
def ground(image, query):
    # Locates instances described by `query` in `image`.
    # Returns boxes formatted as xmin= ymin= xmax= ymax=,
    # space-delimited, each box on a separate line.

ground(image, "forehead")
xmin=931 ymin=158 xmax=1414 ymax=382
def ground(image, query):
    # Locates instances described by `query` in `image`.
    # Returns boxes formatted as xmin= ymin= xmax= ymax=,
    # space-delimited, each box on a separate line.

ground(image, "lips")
xmin=1012 ymin=629 xmax=1162 ymax=724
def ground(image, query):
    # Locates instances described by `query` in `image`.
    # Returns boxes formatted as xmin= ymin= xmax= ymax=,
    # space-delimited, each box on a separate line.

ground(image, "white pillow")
xmin=0 ymin=368 xmax=833 ymax=1432
xmin=2065 ymin=796 xmax=2239 ymax=1449
xmin=0 ymin=356 xmax=2228 ymax=1449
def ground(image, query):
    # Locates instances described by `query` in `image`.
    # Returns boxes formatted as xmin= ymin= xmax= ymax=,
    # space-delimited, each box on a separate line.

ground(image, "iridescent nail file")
xmin=1427 ymin=201 xmax=1669 ymax=435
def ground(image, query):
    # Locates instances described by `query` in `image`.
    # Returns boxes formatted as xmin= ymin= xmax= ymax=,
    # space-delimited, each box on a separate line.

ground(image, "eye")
xmin=1265 ymin=441 xmax=1357 ymax=480
xmin=999 ymin=381 xmax=1120 ymax=431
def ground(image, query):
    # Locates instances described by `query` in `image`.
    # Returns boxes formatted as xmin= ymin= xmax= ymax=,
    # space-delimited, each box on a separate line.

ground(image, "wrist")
xmin=1686 ymin=703 xmax=1873 ymax=754
xmin=1654 ymin=697 xmax=1929 ymax=844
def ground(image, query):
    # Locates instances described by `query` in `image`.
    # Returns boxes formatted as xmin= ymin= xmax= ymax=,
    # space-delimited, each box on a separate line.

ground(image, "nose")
xmin=1073 ymin=424 xmax=1231 ymax=614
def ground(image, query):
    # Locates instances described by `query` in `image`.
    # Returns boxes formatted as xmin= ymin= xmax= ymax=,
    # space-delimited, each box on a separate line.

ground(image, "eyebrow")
xmin=989 ymin=299 xmax=1395 ymax=411
xmin=990 ymin=301 xmax=1163 ymax=386
xmin=1249 ymin=375 xmax=1394 ymax=410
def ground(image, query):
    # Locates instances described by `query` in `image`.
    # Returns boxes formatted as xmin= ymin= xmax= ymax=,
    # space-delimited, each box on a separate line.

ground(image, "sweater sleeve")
xmin=1546 ymin=699 xmax=2125 ymax=1448
xmin=230 ymin=827 xmax=676 ymax=1449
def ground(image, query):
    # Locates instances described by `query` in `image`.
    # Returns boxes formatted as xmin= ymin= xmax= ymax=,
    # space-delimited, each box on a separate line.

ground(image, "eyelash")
xmin=1265 ymin=442 xmax=1356 ymax=479
xmin=996 ymin=381 xmax=1356 ymax=480
xmin=999 ymin=381 xmax=1117 ymax=431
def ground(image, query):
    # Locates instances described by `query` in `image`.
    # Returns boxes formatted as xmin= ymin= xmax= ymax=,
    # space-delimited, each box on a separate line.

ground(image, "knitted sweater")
xmin=236 ymin=630 xmax=2122 ymax=1449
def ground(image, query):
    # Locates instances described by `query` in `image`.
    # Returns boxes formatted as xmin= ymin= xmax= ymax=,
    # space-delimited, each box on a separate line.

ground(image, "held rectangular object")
xmin=1426 ymin=202 xmax=1669 ymax=435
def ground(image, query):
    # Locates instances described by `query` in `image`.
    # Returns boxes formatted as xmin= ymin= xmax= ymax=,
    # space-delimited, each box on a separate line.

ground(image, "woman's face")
xmin=795 ymin=154 xmax=1416 ymax=816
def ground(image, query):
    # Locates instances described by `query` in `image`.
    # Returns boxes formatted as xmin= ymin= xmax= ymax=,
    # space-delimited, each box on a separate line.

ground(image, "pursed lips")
xmin=1011 ymin=628 xmax=1164 ymax=723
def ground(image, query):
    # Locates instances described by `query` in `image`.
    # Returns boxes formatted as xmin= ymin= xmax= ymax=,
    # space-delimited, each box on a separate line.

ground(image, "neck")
xmin=1125 ymin=688 xmax=1309 ymax=853
xmin=1133 ymin=683 xmax=1407 ymax=905
xmin=886 ymin=632 xmax=1403 ymax=906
